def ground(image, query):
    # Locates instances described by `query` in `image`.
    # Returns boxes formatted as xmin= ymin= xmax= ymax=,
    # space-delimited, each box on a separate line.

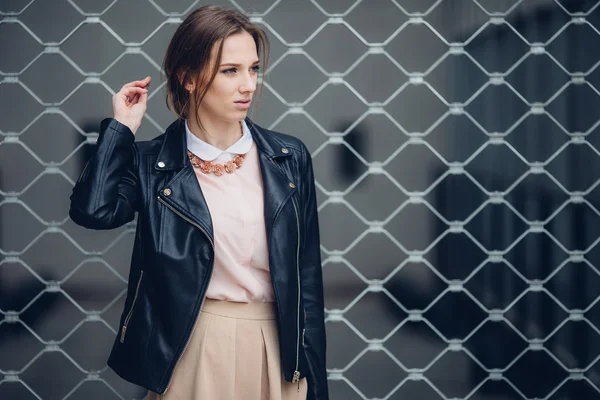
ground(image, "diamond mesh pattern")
xmin=2 ymin=0 xmax=600 ymax=399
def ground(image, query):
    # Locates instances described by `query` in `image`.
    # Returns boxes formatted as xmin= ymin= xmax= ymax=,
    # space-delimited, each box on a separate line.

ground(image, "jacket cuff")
xmin=100 ymin=118 xmax=135 ymax=145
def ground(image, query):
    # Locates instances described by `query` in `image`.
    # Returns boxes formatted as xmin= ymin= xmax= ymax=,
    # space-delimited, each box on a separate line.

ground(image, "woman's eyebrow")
xmin=220 ymin=60 xmax=260 ymax=67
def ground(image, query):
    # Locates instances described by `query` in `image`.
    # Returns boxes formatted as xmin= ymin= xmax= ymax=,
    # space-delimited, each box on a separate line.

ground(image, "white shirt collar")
xmin=186 ymin=120 xmax=253 ymax=162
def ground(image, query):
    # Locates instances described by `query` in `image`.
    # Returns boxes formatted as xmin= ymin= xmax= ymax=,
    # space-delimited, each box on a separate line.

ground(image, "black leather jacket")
xmin=69 ymin=117 xmax=328 ymax=399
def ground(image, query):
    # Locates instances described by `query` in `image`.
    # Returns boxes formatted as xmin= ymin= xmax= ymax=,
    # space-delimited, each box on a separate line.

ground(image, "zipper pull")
xmin=302 ymin=329 xmax=305 ymax=345
xmin=292 ymin=370 xmax=300 ymax=383
xmin=293 ymin=370 xmax=301 ymax=392
xmin=120 ymin=326 xmax=127 ymax=343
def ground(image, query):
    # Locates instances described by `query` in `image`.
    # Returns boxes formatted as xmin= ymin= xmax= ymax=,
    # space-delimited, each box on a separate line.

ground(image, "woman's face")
xmin=193 ymin=31 xmax=259 ymax=124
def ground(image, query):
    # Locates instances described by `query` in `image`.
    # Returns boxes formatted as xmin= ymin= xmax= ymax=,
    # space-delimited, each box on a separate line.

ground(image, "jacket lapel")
xmin=258 ymin=152 xmax=296 ymax=235
xmin=246 ymin=119 xmax=297 ymax=240
xmin=154 ymin=119 xmax=213 ymax=240
xmin=159 ymin=166 xmax=214 ymax=241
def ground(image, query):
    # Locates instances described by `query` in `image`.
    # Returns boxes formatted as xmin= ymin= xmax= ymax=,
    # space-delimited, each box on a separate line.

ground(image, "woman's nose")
xmin=240 ymin=74 xmax=256 ymax=93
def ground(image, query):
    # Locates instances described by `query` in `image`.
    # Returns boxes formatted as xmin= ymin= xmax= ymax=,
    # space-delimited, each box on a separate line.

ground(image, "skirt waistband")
xmin=201 ymin=298 xmax=276 ymax=320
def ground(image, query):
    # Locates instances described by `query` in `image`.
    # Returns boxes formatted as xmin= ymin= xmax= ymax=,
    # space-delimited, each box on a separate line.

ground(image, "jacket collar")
xmin=154 ymin=117 xmax=291 ymax=171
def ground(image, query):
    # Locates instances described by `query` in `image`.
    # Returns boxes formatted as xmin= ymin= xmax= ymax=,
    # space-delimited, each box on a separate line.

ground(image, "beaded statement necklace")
xmin=187 ymin=150 xmax=246 ymax=176
xmin=187 ymin=124 xmax=246 ymax=176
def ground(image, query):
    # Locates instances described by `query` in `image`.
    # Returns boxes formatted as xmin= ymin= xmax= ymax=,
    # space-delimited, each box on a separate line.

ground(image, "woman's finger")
xmin=117 ymin=87 xmax=148 ymax=102
xmin=122 ymin=86 xmax=148 ymax=96
xmin=138 ymin=90 xmax=149 ymax=106
xmin=123 ymin=76 xmax=151 ymax=88
xmin=120 ymin=76 xmax=151 ymax=91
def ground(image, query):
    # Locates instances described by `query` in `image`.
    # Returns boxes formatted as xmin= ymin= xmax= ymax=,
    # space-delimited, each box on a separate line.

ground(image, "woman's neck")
xmin=187 ymin=114 xmax=242 ymax=151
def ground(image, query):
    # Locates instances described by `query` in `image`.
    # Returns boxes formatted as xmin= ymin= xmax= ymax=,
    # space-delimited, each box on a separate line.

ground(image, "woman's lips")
xmin=234 ymin=100 xmax=251 ymax=109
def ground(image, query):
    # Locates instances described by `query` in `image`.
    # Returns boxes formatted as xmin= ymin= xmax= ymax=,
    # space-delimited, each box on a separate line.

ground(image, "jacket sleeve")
xmin=69 ymin=118 xmax=140 ymax=230
xmin=299 ymin=142 xmax=329 ymax=400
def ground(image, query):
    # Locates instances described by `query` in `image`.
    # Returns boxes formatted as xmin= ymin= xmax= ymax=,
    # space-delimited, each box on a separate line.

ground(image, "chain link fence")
xmin=2 ymin=0 xmax=600 ymax=399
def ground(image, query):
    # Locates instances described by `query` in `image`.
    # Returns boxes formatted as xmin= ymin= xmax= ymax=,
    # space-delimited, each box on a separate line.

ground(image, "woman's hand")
xmin=112 ymin=77 xmax=151 ymax=135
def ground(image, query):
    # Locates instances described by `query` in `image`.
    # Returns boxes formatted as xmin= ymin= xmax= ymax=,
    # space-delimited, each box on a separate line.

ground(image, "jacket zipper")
xmin=290 ymin=196 xmax=302 ymax=391
xmin=120 ymin=270 xmax=144 ymax=343
xmin=157 ymin=196 xmax=215 ymax=393
xmin=271 ymin=158 xmax=303 ymax=389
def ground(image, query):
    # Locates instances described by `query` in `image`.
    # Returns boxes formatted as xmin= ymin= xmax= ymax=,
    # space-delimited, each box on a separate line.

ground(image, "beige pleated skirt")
xmin=146 ymin=299 xmax=307 ymax=400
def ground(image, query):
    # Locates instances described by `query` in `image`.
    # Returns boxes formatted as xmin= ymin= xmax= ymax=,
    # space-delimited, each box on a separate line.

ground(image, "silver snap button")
xmin=163 ymin=188 xmax=172 ymax=196
xmin=282 ymin=148 xmax=289 ymax=154
xmin=289 ymin=182 xmax=296 ymax=189
xmin=158 ymin=161 xmax=165 ymax=168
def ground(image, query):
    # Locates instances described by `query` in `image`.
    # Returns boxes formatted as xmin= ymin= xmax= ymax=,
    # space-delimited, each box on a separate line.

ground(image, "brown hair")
xmin=162 ymin=5 xmax=270 ymax=129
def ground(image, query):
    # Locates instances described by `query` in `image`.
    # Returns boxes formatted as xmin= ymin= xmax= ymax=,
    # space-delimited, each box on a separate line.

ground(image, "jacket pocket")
xmin=120 ymin=271 xmax=144 ymax=343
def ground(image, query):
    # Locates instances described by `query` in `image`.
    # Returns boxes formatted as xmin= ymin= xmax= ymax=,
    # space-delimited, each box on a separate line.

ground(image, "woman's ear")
xmin=178 ymin=70 xmax=195 ymax=93
xmin=185 ymin=80 xmax=195 ymax=93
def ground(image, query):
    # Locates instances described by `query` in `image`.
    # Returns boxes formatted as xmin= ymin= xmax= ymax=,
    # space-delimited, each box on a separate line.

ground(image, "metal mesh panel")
xmin=2 ymin=0 xmax=600 ymax=399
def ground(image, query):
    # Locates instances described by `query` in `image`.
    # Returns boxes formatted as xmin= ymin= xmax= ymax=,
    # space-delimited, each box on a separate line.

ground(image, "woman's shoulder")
xmin=133 ymin=134 xmax=164 ymax=157
xmin=247 ymin=120 xmax=308 ymax=155
xmin=134 ymin=119 xmax=184 ymax=155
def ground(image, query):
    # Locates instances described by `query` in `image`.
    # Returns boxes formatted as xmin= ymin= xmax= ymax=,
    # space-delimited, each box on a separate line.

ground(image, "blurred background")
xmin=1 ymin=0 xmax=600 ymax=399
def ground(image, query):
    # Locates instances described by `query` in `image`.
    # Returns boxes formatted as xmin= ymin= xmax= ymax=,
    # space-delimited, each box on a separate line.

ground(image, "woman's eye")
xmin=222 ymin=66 xmax=260 ymax=74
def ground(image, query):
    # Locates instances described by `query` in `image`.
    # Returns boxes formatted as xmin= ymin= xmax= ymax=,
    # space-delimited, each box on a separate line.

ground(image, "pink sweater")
xmin=191 ymin=142 xmax=275 ymax=303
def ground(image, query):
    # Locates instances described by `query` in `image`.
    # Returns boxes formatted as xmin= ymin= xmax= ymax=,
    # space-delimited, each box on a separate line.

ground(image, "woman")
xmin=69 ymin=5 xmax=328 ymax=400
